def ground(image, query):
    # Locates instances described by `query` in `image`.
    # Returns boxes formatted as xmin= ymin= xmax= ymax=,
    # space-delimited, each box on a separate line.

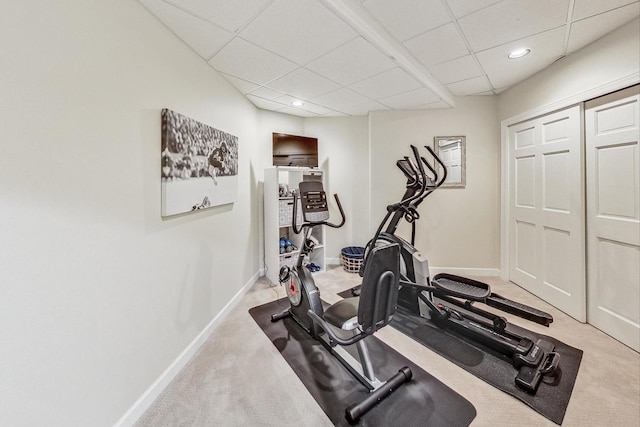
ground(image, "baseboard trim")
xmin=114 ymin=270 xmax=261 ymax=427
xmin=327 ymin=259 xmax=500 ymax=278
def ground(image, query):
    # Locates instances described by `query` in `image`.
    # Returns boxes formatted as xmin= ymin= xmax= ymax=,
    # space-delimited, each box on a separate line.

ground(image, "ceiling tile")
xmin=311 ymin=87 xmax=371 ymax=108
xmin=362 ymin=0 xmax=451 ymax=41
xmin=273 ymin=94 xmax=304 ymax=106
xmin=274 ymin=95 xmax=332 ymax=115
xmin=277 ymin=107 xmax=318 ymax=117
xmin=446 ymin=75 xmax=492 ymax=95
xmin=238 ymin=0 xmax=357 ymax=65
xmin=476 ymin=27 xmax=565 ymax=88
xmin=208 ymin=37 xmax=297 ymax=84
xmin=266 ymin=68 xmax=341 ymax=100
xmin=166 ymin=0 xmax=273 ymax=33
xmin=428 ymin=55 xmax=483 ymax=84
xmin=458 ymin=0 xmax=570 ymax=51
xmin=339 ymin=101 xmax=390 ymax=116
xmin=248 ymin=86 xmax=284 ymax=99
xmin=246 ymin=94 xmax=287 ymax=110
xmin=411 ymin=99 xmax=452 ymax=109
xmin=306 ymin=37 xmax=397 ymax=86
xmin=220 ymin=73 xmax=260 ymax=94
xmin=379 ymin=87 xmax=440 ymax=109
xmin=572 ymin=0 xmax=639 ymax=21
xmin=403 ymin=23 xmax=469 ymax=67
xmin=311 ymin=87 xmax=388 ymax=115
xmin=294 ymin=102 xmax=334 ymax=115
xmin=140 ymin=0 xmax=638 ymax=117
xmin=567 ymin=4 xmax=640 ymax=52
xmin=140 ymin=0 xmax=234 ymax=58
xmin=350 ymin=67 xmax=422 ymax=100
xmin=445 ymin=0 xmax=502 ymax=18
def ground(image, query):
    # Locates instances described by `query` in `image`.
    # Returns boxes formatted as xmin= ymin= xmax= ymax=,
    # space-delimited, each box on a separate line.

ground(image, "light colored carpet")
xmin=135 ymin=267 xmax=640 ymax=426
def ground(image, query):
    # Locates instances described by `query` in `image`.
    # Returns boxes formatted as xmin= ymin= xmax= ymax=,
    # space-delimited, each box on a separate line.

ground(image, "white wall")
xmin=304 ymin=116 xmax=369 ymax=260
xmin=499 ymin=18 xmax=640 ymax=121
xmin=369 ymin=97 xmax=501 ymax=271
xmin=0 ymin=1 xmax=282 ymax=426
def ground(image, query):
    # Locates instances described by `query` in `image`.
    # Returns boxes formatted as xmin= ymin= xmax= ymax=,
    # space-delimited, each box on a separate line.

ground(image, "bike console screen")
xmin=298 ymin=181 xmax=329 ymax=223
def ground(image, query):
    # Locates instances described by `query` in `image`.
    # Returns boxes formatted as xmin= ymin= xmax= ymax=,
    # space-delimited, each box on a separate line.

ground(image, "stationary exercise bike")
xmin=271 ymin=181 xmax=412 ymax=424
xmin=361 ymin=145 xmax=560 ymax=394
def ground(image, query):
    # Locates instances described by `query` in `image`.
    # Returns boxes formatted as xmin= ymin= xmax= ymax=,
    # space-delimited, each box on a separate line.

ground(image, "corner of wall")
xmin=114 ymin=269 xmax=262 ymax=427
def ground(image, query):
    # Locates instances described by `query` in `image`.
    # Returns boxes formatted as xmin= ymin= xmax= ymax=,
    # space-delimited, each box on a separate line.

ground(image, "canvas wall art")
xmin=161 ymin=109 xmax=238 ymax=217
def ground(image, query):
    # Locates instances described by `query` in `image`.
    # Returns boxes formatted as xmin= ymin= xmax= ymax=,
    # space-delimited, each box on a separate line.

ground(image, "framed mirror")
xmin=434 ymin=136 xmax=466 ymax=188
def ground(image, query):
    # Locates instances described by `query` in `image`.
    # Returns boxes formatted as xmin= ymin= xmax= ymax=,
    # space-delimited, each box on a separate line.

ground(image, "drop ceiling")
xmin=139 ymin=0 xmax=640 ymax=117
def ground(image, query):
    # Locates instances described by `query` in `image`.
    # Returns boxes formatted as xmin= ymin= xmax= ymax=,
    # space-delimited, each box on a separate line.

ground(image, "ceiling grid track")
xmin=318 ymin=0 xmax=457 ymax=107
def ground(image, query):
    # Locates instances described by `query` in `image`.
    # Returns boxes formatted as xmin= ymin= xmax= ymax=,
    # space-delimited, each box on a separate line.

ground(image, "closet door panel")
xmin=585 ymin=86 xmax=640 ymax=351
xmin=509 ymin=105 xmax=585 ymax=321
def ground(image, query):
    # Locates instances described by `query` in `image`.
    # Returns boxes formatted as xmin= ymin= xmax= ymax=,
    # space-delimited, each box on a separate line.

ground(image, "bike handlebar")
xmin=292 ymin=192 xmax=345 ymax=234
xmin=327 ymin=193 xmax=346 ymax=228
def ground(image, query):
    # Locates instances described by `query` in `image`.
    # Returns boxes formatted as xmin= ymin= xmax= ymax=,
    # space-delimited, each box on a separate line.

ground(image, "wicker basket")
xmin=341 ymin=246 xmax=365 ymax=273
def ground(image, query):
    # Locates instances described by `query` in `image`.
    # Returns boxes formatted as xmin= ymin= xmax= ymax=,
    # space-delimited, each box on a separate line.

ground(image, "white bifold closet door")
xmin=585 ymin=86 xmax=640 ymax=352
xmin=508 ymin=105 xmax=586 ymax=321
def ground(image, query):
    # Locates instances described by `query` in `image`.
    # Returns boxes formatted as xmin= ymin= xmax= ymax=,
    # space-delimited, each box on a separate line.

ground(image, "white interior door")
xmin=585 ymin=85 xmax=640 ymax=352
xmin=508 ymin=105 xmax=586 ymax=321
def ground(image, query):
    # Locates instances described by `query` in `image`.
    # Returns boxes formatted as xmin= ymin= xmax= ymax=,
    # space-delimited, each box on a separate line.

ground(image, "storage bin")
xmin=278 ymin=198 xmax=303 ymax=226
xmin=341 ymin=246 xmax=365 ymax=273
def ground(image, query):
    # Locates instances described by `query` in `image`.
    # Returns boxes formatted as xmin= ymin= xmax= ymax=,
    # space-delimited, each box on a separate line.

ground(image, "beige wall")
xmin=369 ymin=96 xmax=501 ymax=271
xmin=301 ymin=98 xmax=502 ymax=272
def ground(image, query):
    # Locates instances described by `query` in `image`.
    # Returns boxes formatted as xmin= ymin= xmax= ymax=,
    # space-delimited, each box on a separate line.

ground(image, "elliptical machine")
xmin=363 ymin=145 xmax=560 ymax=394
xmin=271 ymin=181 xmax=412 ymax=423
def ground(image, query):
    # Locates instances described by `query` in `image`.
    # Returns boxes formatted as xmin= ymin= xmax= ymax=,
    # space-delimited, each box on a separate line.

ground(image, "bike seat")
xmin=324 ymin=297 xmax=359 ymax=331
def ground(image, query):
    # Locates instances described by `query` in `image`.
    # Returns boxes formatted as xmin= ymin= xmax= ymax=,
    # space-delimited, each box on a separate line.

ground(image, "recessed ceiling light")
xmin=508 ymin=48 xmax=531 ymax=59
xmin=292 ymin=100 xmax=304 ymax=107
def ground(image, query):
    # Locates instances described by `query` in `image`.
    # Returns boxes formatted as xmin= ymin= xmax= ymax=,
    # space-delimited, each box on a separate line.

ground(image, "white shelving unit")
xmin=264 ymin=167 xmax=325 ymax=285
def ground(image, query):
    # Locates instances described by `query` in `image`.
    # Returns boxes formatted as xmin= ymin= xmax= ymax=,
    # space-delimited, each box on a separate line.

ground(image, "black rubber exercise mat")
xmin=387 ymin=304 xmax=582 ymax=425
xmin=250 ymin=298 xmax=477 ymax=427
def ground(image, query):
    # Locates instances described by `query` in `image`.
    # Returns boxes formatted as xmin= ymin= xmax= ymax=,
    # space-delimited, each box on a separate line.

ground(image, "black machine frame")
xmin=360 ymin=145 xmax=560 ymax=394
xmin=271 ymin=181 xmax=412 ymax=423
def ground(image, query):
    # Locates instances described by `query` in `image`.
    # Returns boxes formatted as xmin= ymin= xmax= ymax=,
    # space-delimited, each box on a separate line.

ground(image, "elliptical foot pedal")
xmin=487 ymin=293 xmax=554 ymax=326
xmin=432 ymin=273 xmax=491 ymax=300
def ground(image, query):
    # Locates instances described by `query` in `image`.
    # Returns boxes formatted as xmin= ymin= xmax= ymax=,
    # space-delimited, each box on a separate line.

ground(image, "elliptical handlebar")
xmin=409 ymin=145 xmax=429 ymax=204
xmin=419 ymin=155 xmax=438 ymax=185
xmin=389 ymin=145 xmax=431 ymax=211
xmin=424 ymin=145 xmax=448 ymax=188
xmin=368 ymin=144 xmax=448 ymax=247
xmin=402 ymin=157 xmax=420 ymax=188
